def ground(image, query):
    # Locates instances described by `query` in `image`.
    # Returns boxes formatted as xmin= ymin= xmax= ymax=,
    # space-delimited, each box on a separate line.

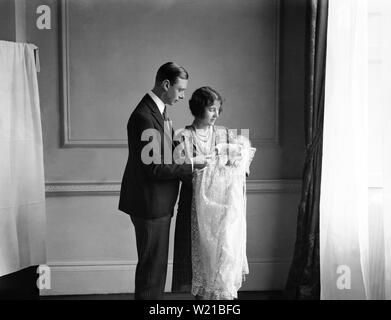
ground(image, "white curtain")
xmin=0 ymin=40 xmax=46 ymax=276
xmin=320 ymin=0 xmax=370 ymax=299
xmin=375 ymin=0 xmax=391 ymax=299
xmin=385 ymin=70 xmax=391 ymax=300
xmin=322 ymin=0 xmax=391 ymax=300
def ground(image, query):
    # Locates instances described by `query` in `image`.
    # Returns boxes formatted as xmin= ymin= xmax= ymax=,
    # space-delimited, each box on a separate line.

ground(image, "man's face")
xmin=165 ymin=78 xmax=188 ymax=106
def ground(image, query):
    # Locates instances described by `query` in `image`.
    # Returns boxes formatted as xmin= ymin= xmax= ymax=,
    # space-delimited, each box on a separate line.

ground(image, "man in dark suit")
xmin=119 ymin=62 xmax=202 ymax=300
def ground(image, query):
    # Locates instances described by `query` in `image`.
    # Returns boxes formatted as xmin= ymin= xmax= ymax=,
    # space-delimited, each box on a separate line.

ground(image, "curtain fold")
xmin=383 ymin=2 xmax=391 ymax=298
xmin=384 ymin=64 xmax=391 ymax=300
xmin=0 ymin=40 xmax=46 ymax=276
xmin=320 ymin=0 xmax=369 ymax=299
xmin=284 ymin=0 xmax=328 ymax=300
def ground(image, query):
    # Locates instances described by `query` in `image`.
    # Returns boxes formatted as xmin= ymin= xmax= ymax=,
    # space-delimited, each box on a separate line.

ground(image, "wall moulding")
xmin=59 ymin=0 xmax=280 ymax=148
xmin=45 ymin=179 xmax=302 ymax=196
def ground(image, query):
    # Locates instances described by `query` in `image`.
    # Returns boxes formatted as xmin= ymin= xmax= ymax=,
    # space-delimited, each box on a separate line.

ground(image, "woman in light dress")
xmin=172 ymin=86 xmax=255 ymax=300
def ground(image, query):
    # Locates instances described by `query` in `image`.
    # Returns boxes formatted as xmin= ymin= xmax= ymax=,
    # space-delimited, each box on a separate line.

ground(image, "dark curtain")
xmin=284 ymin=0 xmax=328 ymax=300
xmin=0 ymin=266 xmax=40 ymax=300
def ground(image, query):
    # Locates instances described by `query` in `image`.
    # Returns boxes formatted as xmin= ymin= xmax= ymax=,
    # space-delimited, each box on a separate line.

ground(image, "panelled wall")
xmin=17 ymin=0 xmax=305 ymax=295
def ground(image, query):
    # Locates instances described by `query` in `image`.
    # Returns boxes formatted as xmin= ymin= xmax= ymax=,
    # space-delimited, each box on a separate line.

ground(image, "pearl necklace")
xmin=191 ymin=125 xmax=213 ymax=155
xmin=194 ymin=126 xmax=211 ymax=142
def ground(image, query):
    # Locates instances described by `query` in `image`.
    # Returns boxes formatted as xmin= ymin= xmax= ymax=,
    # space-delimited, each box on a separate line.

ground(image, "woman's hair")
xmin=155 ymin=62 xmax=189 ymax=85
xmin=189 ymin=86 xmax=223 ymax=118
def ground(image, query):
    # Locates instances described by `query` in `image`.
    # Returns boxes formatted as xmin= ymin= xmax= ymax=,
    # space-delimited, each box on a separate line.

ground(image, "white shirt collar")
xmin=148 ymin=91 xmax=165 ymax=116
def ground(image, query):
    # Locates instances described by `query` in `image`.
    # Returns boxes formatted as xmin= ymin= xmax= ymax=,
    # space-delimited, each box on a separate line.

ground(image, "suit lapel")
xmin=143 ymin=94 xmax=165 ymax=132
xmin=143 ymin=94 xmax=174 ymax=147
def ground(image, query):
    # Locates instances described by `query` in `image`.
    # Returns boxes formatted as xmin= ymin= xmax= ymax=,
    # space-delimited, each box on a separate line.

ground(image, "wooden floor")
xmin=0 ymin=268 xmax=284 ymax=300
xmin=41 ymin=291 xmax=283 ymax=300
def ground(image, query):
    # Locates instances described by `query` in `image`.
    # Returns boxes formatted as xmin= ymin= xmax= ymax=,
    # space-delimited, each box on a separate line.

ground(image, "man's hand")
xmin=192 ymin=154 xmax=213 ymax=165
xmin=192 ymin=154 xmax=214 ymax=171
xmin=193 ymin=163 xmax=207 ymax=171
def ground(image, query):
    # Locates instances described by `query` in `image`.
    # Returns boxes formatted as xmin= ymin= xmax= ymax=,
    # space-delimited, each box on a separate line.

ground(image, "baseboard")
xmin=45 ymin=180 xmax=302 ymax=196
xmin=40 ymin=259 xmax=291 ymax=296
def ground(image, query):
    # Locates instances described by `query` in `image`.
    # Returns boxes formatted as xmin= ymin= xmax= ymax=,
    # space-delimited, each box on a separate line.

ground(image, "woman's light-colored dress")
xmin=182 ymin=126 xmax=255 ymax=300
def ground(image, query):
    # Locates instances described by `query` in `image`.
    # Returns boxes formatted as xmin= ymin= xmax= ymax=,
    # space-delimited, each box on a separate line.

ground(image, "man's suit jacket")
xmin=119 ymin=94 xmax=192 ymax=219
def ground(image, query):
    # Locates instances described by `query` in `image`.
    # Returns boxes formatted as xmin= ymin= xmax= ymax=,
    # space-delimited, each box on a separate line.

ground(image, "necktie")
xmin=163 ymin=107 xmax=172 ymax=137
xmin=162 ymin=107 xmax=168 ymax=120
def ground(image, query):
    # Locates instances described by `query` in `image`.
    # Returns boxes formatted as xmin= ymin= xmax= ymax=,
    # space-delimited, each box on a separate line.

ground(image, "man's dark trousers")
xmin=131 ymin=215 xmax=171 ymax=300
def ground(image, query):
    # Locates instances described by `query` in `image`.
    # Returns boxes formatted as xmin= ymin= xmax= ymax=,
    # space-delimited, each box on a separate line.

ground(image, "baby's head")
xmin=231 ymin=134 xmax=251 ymax=149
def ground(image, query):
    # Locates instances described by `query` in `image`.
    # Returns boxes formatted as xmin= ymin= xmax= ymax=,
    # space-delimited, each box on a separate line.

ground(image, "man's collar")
xmin=148 ymin=91 xmax=165 ymax=115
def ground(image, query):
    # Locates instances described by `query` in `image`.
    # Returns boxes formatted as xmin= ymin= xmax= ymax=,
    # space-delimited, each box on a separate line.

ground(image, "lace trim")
xmin=190 ymin=134 xmax=254 ymax=300
xmin=191 ymin=272 xmax=249 ymax=300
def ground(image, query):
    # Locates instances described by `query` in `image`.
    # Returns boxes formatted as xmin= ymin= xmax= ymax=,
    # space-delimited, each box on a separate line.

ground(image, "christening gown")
xmin=189 ymin=128 xmax=256 ymax=300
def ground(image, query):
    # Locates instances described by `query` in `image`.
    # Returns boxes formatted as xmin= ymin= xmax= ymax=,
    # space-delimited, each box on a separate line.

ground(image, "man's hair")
xmin=155 ymin=62 xmax=189 ymax=85
xmin=189 ymin=86 xmax=223 ymax=118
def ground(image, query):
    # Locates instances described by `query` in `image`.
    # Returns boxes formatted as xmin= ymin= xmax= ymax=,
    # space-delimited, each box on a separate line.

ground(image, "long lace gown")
xmin=173 ymin=126 xmax=256 ymax=299
xmin=191 ymin=133 xmax=255 ymax=300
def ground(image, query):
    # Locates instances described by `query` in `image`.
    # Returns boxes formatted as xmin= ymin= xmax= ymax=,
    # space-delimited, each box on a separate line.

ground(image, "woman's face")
xmin=199 ymin=100 xmax=221 ymax=126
